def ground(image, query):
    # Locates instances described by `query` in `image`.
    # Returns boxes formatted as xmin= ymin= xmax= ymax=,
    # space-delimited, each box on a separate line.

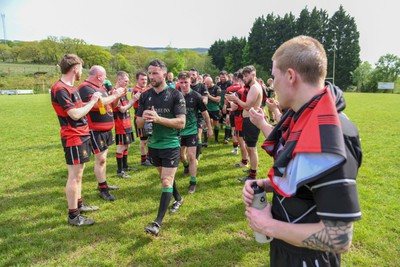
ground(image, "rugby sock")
xmin=155 ymin=188 xmax=173 ymax=226
xmin=233 ymin=142 xmax=239 ymax=148
xmin=141 ymin=154 xmax=147 ymax=163
xmin=196 ymin=142 xmax=202 ymax=159
xmin=183 ymin=161 xmax=189 ymax=168
xmin=203 ymin=130 xmax=208 ymax=143
xmin=190 ymin=176 xmax=197 ymax=185
xmin=77 ymin=198 xmax=83 ymax=209
xmin=249 ymin=169 xmax=257 ymax=179
xmin=224 ymin=126 xmax=231 ymax=140
xmin=116 ymin=153 xmax=123 ymax=173
xmin=98 ymin=181 xmax=108 ymax=192
xmin=123 ymin=150 xmax=129 ymax=169
xmin=172 ymin=180 xmax=182 ymax=201
xmin=214 ymin=127 xmax=219 ymax=142
xmin=242 ymin=159 xmax=249 ymax=165
xmin=68 ymin=208 xmax=79 ymax=219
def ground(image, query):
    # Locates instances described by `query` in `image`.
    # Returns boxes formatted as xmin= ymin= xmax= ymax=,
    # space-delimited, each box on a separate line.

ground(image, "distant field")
xmin=0 ymin=92 xmax=399 ymax=266
xmin=0 ymin=62 xmax=60 ymax=75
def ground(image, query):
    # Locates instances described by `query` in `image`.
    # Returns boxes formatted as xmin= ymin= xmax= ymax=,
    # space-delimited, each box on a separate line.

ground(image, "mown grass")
xmin=0 ymin=93 xmax=399 ymax=266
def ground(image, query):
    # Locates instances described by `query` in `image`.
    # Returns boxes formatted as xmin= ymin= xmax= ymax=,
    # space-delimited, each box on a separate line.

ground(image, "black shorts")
xmin=134 ymin=118 xmax=148 ymax=140
xmin=180 ymin=134 xmax=198 ymax=147
xmin=148 ymin=147 xmax=180 ymax=168
xmin=235 ymin=130 xmax=244 ymax=138
xmin=115 ymin=132 xmax=134 ymax=145
xmin=63 ymin=137 xmax=92 ymax=165
xmin=243 ymin=117 xmax=260 ymax=148
xmin=208 ymin=110 xmax=221 ymax=121
xmin=270 ymin=239 xmax=340 ymax=267
xmin=89 ymin=130 xmax=114 ymax=154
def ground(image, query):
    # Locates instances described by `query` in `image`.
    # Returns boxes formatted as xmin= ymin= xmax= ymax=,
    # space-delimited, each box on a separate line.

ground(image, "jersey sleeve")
xmin=79 ymin=85 xmax=96 ymax=103
xmin=173 ymin=90 xmax=186 ymax=116
xmin=136 ymin=92 xmax=146 ymax=117
xmin=197 ymin=94 xmax=207 ymax=112
xmin=309 ymin=153 xmax=361 ymax=222
xmin=56 ymin=88 xmax=76 ymax=112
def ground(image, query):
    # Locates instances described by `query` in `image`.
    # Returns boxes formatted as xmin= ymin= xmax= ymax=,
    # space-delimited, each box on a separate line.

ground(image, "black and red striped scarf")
xmin=261 ymin=87 xmax=346 ymax=197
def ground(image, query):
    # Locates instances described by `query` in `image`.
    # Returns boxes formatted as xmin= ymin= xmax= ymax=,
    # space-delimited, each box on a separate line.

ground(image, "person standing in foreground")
xmin=178 ymin=71 xmax=213 ymax=193
xmin=136 ymin=59 xmax=186 ymax=236
xmin=111 ymin=71 xmax=139 ymax=179
xmin=51 ymin=54 xmax=101 ymax=226
xmin=78 ymin=66 xmax=125 ymax=200
xmin=242 ymin=35 xmax=362 ymax=266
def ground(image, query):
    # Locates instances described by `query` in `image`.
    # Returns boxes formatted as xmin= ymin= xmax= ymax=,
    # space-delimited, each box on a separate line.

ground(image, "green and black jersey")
xmin=217 ymin=81 xmax=232 ymax=107
xmin=180 ymin=89 xmax=207 ymax=136
xmin=206 ymin=85 xmax=221 ymax=112
xmin=137 ymin=87 xmax=186 ymax=149
xmin=190 ymin=82 xmax=208 ymax=97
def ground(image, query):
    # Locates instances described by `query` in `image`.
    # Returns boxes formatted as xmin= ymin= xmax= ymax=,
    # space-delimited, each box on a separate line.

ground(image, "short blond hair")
xmin=272 ymin=35 xmax=327 ymax=85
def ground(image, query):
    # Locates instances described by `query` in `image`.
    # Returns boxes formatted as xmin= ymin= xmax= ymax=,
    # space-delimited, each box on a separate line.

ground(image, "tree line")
xmin=208 ymin=5 xmax=399 ymax=92
xmin=0 ymin=4 xmax=398 ymax=92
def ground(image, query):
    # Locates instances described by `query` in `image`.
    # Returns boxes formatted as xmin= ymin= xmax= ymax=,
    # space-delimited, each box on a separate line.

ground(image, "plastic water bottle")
xmin=98 ymin=100 xmax=106 ymax=115
xmin=251 ymin=181 xmax=273 ymax=243
xmin=144 ymin=122 xmax=153 ymax=136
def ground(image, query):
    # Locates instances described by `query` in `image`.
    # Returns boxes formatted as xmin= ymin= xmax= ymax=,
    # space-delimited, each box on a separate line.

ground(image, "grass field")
xmin=0 ymin=93 xmax=399 ymax=266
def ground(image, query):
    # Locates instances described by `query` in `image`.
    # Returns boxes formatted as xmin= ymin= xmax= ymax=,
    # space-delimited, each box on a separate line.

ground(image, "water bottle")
xmin=144 ymin=122 xmax=153 ymax=136
xmin=98 ymin=100 xmax=106 ymax=115
xmin=251 ymin=181 xmax=273 ymax=243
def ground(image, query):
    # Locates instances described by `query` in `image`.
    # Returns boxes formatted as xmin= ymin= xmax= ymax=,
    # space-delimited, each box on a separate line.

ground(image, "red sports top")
xmin=78 ymin=81 xmax=114 ymax=131
xmin=111 ymin=88 xmax=133 ymax=134
xmin=51 ymin=80 xmax=89 ymax=147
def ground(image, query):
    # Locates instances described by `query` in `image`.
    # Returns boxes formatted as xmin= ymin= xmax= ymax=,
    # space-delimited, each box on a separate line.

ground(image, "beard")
xmin=150 ymin=79 xmax=162 ymax=88
xmin=244 ymin=79 xmax=252 ymax=87
xmin=75 ymin=72 xmax=81 ymax=81
xmin=190 ymin=77 xmax=197 ymax=84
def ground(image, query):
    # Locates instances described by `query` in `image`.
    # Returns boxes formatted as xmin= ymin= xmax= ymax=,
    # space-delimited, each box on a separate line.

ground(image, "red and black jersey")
xmin=78 ymin=81 xmax=114 ymax=131
xmin=111 ymin=88 xmax=133 ymax=135
xmin=51 ymin=79 xmax=90 ymax=147
xmin=131 ymin=85 xmax=150 ymax=110
xmin=234 ymin=87 xmax=245 ymax=131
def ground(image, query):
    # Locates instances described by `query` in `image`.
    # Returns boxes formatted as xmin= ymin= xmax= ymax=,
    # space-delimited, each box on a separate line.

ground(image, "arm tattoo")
xmin=302 ymin=220 xmax=353 ymax=253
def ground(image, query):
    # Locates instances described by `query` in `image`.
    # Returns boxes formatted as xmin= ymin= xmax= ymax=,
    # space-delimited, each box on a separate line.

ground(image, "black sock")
xmin=116 ymin=153 xmax=123 ymax=173
xmin=203 ymin=131 xmax=208 ymax=143
xmin=196 ymin=143 xmax=202 ymax=159
xmin=123 ymin=150 xmax=128 ymax=169
xmin=98 ymin=181 xmax=108 ymax=192
xmin=172 ymin=180 xmax=182 ymax=201
xmin=155 ymin=190 xmax=172 ymax=226
xmin=224 ymin=128 xmax=230 ymax=140
xmin=214 ymin=128 xmax=219 ymax=141
xmin=68 ymin=208 xmax=79 ymax=219
xmin=77 ymin=198 xmax=83 ymax=209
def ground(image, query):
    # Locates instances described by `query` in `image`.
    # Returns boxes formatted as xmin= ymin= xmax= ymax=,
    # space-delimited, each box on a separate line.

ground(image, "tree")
xmin=0 ymin=44 xmax=11 ymax=62
xmin=224 ymin=37 xmax=247 ymax=72
xmin=78 ymin=45 xmax=113 ymax=68
xmin=109 ymin=53 xmax=132 ymax=73
xmin=208 ymin=39 xmax=226 ymax=70
xmin=367 ymin=54 xmax=400 ymax=92
xmin=352 ymin=61 xmax=372 ymax=92
xmin=39 ymin=37 xmax=63 ymax=64
xmin=328 ymin=5 xmax=360 ymax=89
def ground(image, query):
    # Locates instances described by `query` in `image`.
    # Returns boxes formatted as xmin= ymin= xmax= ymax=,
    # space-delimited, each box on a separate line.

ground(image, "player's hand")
xmin=249 ymin=107 xmax=267 ymax=129
xmin=115 ymin=87 xmax=126 ymax=98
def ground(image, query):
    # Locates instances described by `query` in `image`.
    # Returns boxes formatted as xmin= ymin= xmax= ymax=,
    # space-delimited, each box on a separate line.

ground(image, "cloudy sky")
xmin=0 ymin=0 xmax=399 ymax=65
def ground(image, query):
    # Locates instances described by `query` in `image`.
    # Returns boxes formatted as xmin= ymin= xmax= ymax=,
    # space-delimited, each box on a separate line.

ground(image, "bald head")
xmin=204 ymin=77 xmax=213 ymax=88
xmin=89 ymin=65 xmax=106 ymax=77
